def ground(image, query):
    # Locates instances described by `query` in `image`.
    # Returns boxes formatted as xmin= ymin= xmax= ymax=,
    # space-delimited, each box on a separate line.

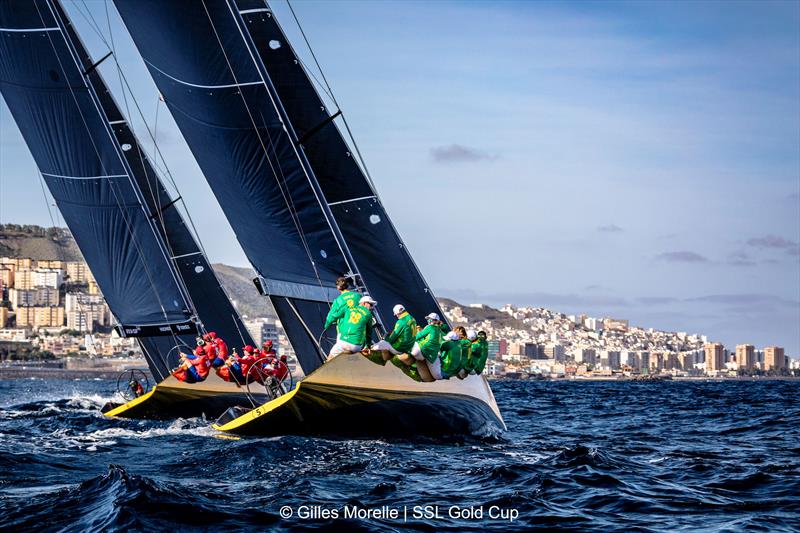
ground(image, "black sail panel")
xmin=231 ymin=1 xmax=446 ymax=327
xmin=269 ymin=297 xmax=331 ymax=374
xmin=0 ymin=0 xmax=253 ymax=379
xmin=113 ymin=0 xmax=348 ymax=295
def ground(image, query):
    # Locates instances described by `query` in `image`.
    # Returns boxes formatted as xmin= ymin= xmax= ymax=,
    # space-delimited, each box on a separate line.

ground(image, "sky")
xmin=0 ymin=0 xmax=798 ymax=355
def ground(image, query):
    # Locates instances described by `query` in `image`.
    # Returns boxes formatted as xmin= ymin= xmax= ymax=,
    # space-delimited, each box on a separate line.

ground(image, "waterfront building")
xmin=573 ymin=348 xmax=597 ymax=366
xmin=487 ymin=339 xmax=500 ymax=359
xmin=735 ymin=344 xmax=755 ymax=372
xmin=704 ymin=343 xmax=725 ymax=373
xmin=764 ymin=346 xmax=785 ymax=372
xmin=498 ymin=339 xmax=508 ymax=356
xmin=524 ymin=343 xmax=545 ymax=358
xmin=544 ymin=343 xmax=565 ymax=361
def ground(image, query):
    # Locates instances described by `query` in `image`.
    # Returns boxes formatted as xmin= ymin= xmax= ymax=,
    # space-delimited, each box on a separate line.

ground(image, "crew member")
xmin=371 ymin=304 xmax=416 ymax=358
xmin=172 ymin=349 xmax=211 ymax=383
xmin=472 ymin=331 xmax=489 ymax=375
xmin=128 ymin=379 xmax=145 ymax=398
xmin=412 ymin=313 xmax=444 ymax=364
xmin=323 ymin=276 xmax=361 ymax=334
xmin=432 ymin=331 xmax=462 ymax=380
xmin=327 ymin=295 xmax=376 ymax=360
xmin=454 ymin=326 xmax=473 ymax=379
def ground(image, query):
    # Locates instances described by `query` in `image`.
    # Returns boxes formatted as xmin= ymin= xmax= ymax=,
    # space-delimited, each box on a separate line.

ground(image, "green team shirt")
xmin=459 ymin=338 xmax=473 ymax=372
xmin=386 ymin=312 xmax=416 ymax=353
xmin=439 ymin=340 xmax=462 ymax=377
xmin=324 ymin=290 xmax=361 ymax=332
xmin=469 ymin=339 xmax=487 ymax=374
xmin=473 ymin=338 xmax=489 ymax=374
xmin=415 ymin=323 xmax=443 ymax=363
xmin=338 ymin=304 xmax=374 ymax=346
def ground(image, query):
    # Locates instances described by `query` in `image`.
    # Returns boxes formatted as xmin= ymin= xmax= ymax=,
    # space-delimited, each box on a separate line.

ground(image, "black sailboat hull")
xmin=212 ymin=353 xmax=505 ymax=437
xmin=102 ymin=375 xmax=267 ymax=420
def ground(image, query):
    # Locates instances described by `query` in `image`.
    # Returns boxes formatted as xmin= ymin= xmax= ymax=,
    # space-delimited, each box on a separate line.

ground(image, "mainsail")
xmin=0 ymin=0 xmax=254 ymax=379
xmin=115 ymin=0 xmax=446 ymax=372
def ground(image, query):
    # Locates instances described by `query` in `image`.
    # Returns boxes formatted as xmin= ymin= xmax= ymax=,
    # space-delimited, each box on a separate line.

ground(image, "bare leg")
xmin=415 ymin=360 xmax=435 ymax=382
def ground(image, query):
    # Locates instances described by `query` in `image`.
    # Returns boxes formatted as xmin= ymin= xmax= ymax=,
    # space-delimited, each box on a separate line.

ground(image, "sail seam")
xmin=239 ymin=8 xmax=270 ymax=14
xmin=327 ymin=195 xmax=376 ymax=207
xmin=142 ymin=59 xmax=261 ymax=90
xmin=41 ymin=172 xmax=126 ymax=180
xmin=171 ymin=252 xmax=203 ymax=259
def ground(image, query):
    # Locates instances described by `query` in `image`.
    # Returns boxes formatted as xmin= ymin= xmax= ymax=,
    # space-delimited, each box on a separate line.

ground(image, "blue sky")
xmin=0 ymin=0 xmax=798 ymax=355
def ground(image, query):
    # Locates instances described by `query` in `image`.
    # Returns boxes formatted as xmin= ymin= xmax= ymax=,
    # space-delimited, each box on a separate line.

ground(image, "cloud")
xmin=687 ymin=293 xmax=799 ymax=308
xmin=746 ymin=235 xmax=798 ymax=249
xmin=727 ymin=250 xmax=756 ymax=267
xmin=597 ymin=224 xmax=623 ymax=233
xmin=655 ymin=251 xmax=708 ymax=263
xmin=430 ymin=144 xmax=496 ymax=164
xmin=636 ymin=296 xmax=679 ymax=305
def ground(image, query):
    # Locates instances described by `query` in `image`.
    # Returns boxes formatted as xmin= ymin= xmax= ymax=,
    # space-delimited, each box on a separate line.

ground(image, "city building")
xmin=604 ymin=318 xmax=629 ymax=332
xmin=487 ymin=339 xmax=500 ymax=359
xmin=0 ymin=267 xmax=14 ymax=289
xmin=0 ymin=307 xmax=8 ymax=328
xmin=704 ymin=343 xmax=725 ymax=373
xmin=13 ymin=269 xmax=34 ymax=290
xmin=16 ymin=306 xmax=65 ymax=329
xmin=524 ymin=343 xmax=545 ymax=358
xmin=66 ymin=261 xmax=91 ymax=284
xmin=573 ymin=348 xmax=597 ymax=365
xmin=544 ymin=343 xmax=565 ymax=361
xmin=603 ymin=350 xmax=621 ymax=370
xmin=764 ymin=346 xmax=785 ymax=372
xmin=33 ymin=268 xmax=63 ymax=289
xmin=735 ymin=344 xmax=755 ymax=372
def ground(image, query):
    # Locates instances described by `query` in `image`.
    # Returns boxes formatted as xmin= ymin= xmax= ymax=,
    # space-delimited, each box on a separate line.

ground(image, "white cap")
xmin=467 ymin=329 xmax=478 ymax=341
xmin=360 ymin=295 xmax=377 ymax=306
xmin=425 ymin=312 xmax=440 ymax=321
xmin=445 ymin=331 xmax=460 ymax=341
xmin=392 ymin=304 xmax=405 ymax=315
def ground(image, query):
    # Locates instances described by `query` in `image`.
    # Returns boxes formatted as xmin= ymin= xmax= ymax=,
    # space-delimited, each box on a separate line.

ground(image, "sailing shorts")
xmin=429 ymin=358 xmax=444 ymax=380
xmin=410 ymin=342 xmax=425 ymax=361
xmin=329 ymin=340 xmax=363 ymax=358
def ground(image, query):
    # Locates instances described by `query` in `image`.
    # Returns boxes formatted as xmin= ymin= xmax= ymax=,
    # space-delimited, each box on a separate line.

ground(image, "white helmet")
xmin=425 ymin=312 xmax=440 ymax=322
xmin=392 ymin=304 xmax=405 ymax=315
xmin=467 ymin=329 xmax=478 ymax=341
xmin=360 ymin=295 xmax=377 ymax=306
xmin=445 ymin=331 xmax=460 ymax=341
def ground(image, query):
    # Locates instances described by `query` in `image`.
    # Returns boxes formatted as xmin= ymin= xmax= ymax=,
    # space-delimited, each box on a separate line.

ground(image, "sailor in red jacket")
xmin=172 ymin=346 xmax=210 ymax=383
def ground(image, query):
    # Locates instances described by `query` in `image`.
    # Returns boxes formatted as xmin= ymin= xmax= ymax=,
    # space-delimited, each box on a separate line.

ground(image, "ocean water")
xmin=0 ymin=379 xmax=798 ymax=532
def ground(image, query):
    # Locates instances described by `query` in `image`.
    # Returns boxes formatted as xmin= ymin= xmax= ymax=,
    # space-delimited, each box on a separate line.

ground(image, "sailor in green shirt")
xmin=411 ymin=312 xmax=443 ymax=364
xmin=326 ymin=295 xmax=376 ymax=360
xmin=372 ymin=304 xmax=416 ymax=356
xmin=430 ymin=331 xmax=462 ymax=380
xmin=324 ymin=276 xmax=361 ymax=335
xmin=472 ymin=330 xmax=489 ymax=375
xmin=454 ymin=326 xmax=473 ymax=379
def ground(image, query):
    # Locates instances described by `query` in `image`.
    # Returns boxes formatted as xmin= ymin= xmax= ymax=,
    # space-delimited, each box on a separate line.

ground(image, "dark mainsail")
xmin=115 ymin=0 xmax=446 ymax=372
xmin=0 ymin=0 xmax=253 ymax=379
xmin=235 ymin=1 xmax=447 ymax=329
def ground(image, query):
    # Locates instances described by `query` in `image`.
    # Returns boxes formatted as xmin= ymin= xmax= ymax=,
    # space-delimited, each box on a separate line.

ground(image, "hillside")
xmin=0 ymin=224 xmax=83 ymax=262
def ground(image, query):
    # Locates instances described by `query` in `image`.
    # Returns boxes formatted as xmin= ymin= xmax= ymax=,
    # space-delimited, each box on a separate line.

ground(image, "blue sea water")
xmin=0 ymin=378 xmax=798 ymax=532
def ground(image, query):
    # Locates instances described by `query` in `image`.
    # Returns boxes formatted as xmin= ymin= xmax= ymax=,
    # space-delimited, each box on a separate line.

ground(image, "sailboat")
xmin=113 ymin=0 xmax=505 ymax=436
xmin=0 ymin=0 xmax=265 ymax=419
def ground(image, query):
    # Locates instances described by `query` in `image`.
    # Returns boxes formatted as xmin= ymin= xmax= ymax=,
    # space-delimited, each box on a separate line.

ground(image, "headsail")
xmin=0 ymin=0 xmax=254 ymax=379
